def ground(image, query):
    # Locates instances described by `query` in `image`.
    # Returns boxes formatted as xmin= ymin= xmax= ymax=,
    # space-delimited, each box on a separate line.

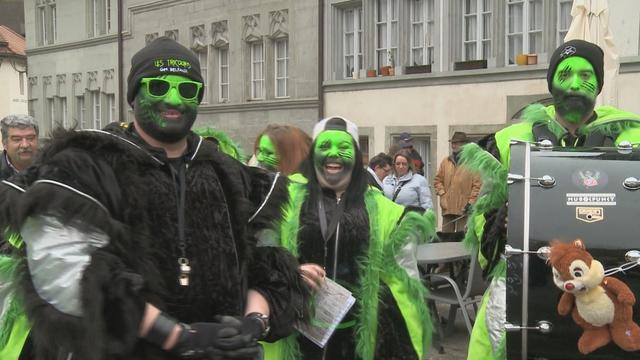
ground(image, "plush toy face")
xmin=552 ymin=258 xmax=605 ymax=294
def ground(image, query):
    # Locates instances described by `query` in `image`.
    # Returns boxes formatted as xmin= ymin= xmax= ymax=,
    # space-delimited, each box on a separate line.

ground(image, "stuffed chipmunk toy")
xmin=548 ymin=239 xmax=640 ymax=354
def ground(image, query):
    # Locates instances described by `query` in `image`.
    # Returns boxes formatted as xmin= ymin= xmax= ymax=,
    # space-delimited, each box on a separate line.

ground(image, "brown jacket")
xmin=433 ymin=155 xmax=481 ymax=216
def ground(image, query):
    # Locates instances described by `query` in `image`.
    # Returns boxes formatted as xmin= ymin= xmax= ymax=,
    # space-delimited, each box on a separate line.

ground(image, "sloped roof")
xmin=0 ymin=25 xmax=26 ymax=57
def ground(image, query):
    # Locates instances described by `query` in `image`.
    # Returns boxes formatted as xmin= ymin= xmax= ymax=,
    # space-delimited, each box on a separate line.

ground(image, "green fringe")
xmin=384 ymin=209 xmax=435 ymax=357
xmin=355 ymin=192 xmax=384 ymax=360
xmin=458 ymin=143 xmax=508 ymax=251
xmin=0 ymin=255 xmax=22 ymax=349
xmin=193 ymin=127 xmax=246 ymax=162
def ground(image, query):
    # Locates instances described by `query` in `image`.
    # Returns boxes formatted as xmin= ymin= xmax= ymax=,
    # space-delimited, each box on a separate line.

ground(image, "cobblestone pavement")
xmin=426 ymin=303 xmax=472 ymax=360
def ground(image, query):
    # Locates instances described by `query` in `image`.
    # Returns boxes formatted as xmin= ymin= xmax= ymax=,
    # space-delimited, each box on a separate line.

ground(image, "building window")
xmin=410 ymin=0 xmax=435 ymax=66
xmin=19 ymin=72 xmax=25 ymax=95
xmin=557 ymin=0 xmax=572 ymax=45
xmin=506 ymin=0 xmax=544 ymax=65
xmin=51 ymin=3 xmax=57 ymax=42
xmin=91 ymin=0 xmax=111 ymax=36
xmin=376 ymin=0 xmax=399 ymax=70
xmin=60 ymin=97 xmax=68 ymax=128
xmin=91 ymin=91 xmax=101 ymax=129
xmin=107 ymin=94 xmax=115 ymax=123
xmin=48 ymin=98 xmax=55 ymax=128
xmin=28 ymin=99 xmax=36 ymax=117
xmin=275 ymin=39 xmax=289 ymax=98
xmin=76 ymin=95 xmax=86 ymax=128
xmin=35 ymin=0 xmax=58 ymax=45
xmin=343 ymin=7 xmax=363 ymax=78
xmin=463 ymin=0 xmax=492 ymax=61
xmin=197 ymin=49 xmax=209 ymax=103
xmin=218 ymin=48 xmax=229 ymax=102
xmin=250 ymin=42 xmax=265 ymax=100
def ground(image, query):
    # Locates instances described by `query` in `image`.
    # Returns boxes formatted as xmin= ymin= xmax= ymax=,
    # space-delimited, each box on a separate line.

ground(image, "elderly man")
xmin=4 ymin=36 xmax=307 ymax=360
xmin=1 ymin=114 xmax=39 ymax=180
xmin=366 ymin=152 xmax=392 ymax=190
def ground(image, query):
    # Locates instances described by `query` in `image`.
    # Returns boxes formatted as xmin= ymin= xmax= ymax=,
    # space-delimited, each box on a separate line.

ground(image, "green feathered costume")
xmin=463 ymin=104 xmax=640 ymax=360
xmin=263 ymin=174 xmax=435 ymax=360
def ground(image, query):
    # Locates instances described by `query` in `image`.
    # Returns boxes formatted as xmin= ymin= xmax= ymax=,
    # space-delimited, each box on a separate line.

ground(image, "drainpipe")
xmin=117 ymin=0 xmax=124 ymax=121
xmin=318 ymin=0 xmax=324 ymax=119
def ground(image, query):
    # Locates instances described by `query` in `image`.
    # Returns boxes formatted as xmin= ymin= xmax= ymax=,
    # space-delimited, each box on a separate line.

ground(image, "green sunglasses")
xmin=140 ymin=77 xmax=203 ymax=100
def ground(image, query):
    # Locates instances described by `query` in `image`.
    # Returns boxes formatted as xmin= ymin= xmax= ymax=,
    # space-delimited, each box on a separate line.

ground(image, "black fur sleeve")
xmin=16 ymin=146 xmax=146 ymax=359
xmin=246 ymin=169 xmax=310 ymax=341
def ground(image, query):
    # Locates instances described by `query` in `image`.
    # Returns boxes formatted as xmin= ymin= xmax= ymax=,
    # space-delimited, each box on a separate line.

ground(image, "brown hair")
xmin=254 ymin=124 xmax=312 ymax=175
xmin=393 ymin=149 xmax=415 ymax=174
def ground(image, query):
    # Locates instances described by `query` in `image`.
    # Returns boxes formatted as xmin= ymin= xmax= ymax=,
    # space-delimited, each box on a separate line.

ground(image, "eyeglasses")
xmin=140 ymin=78 xmax=203 ymax=100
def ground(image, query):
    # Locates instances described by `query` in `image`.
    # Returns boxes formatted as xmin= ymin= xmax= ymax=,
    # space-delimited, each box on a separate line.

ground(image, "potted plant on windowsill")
xmin=366 ymin=69 xmax=377 ymax=77
xmin=405 ymin=64 xmax=432 ymax=74
xmin=453 ymin=59 xmax=488 ymax=71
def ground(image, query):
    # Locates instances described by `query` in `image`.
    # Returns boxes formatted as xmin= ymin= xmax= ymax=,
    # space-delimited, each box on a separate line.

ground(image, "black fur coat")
xmin=14 ymin=124 xmax=306 ymax=360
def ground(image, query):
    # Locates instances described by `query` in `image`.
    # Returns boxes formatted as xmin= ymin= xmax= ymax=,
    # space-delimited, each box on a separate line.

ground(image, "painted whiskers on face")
xmin=552 ymin=57 xmax=599 ymax=125
xmin=313 ymin=130 xmax=355 ymax=191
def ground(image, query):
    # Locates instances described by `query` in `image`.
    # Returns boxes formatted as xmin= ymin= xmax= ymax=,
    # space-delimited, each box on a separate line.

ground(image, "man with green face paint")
xmin=464 ymin=40 xmax=640 ymax=359
xmin=3 ymin=37 xmax=308 ymax=360
xmin=261 ymin=116 xmax=436 ymax=360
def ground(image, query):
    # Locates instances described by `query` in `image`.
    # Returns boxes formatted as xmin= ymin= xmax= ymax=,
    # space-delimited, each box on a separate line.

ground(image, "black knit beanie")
xmin=127 ymin=36 xmax=204 ymax=105
xmin=547 ymin=39 xmax=604 ymax=94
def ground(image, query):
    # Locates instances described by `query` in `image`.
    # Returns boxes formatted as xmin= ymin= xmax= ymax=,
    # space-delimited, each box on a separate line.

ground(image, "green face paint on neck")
xmin=313 ymin=130 xmax=355 ymax=191
xmin=256 ymin=135 xmax=279 ymax=171
xmin=134 ymin=74 xmax=200 ymax=143
xmin=551 ymin=57 xmax=598 ymax=124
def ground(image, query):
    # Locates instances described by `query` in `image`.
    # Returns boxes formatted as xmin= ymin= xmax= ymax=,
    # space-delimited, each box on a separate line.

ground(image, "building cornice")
xmin=324 ymin=57 xmax=640 ymax=93
xmin=26 ymin=34 xmax=119 ymax=55
xmin=197 ymin=98 xmax=319 ymax=114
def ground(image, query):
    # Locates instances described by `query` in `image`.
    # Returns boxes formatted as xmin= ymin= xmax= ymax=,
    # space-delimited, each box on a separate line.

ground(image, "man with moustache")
xmin=263 ymin=117 xmax=436 ymax=360
xmin=8 ymin=37 xmax=307 ymax=359
xmin=1 ymin=115 xmax=39 ymax=180
xmin=464 ymin=39 xmax=640 ymax=359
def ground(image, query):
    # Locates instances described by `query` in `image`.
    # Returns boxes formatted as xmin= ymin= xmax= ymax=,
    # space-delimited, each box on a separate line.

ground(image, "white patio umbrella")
xmin=564 ymin=0 xmax=619 ymax=106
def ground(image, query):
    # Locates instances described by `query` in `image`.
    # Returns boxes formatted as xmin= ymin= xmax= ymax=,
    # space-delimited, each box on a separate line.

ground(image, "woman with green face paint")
xmin=262 ymin=117 xmax=435 ymax=360
xmin=253 ymin=124 xmax=311 ymax=175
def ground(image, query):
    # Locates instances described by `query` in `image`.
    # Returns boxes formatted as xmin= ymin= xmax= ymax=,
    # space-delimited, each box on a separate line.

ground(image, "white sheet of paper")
xmin=295 ymin=277 xmax=356 ymax=348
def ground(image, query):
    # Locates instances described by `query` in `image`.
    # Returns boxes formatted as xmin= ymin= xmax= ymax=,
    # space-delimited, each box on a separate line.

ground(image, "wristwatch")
xmin=246 ymin=312 xmax=271 ymax=339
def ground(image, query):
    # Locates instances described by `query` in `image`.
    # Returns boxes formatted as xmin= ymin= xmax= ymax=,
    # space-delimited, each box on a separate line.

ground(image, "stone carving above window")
xmin=28 ymin=76 xmax=38 ymax=86
xmin=42 ymin=76 xmax=52 ymax=86
xmin=56 ymin=74 xmax=66 ymax=85
xmin=270 ymin=9 xmax=288 ymax=39
xmin=191 ymin=24 xmax=207 ymax=52
xmin=103 ymin=69 xmax=114 ymax=80
xmin=87 ymin=71 xmax=98 ymax=84
xmin=145 ymin=32 xmax=159 ymax=45
xmin=72 ymin=72 xmax=82 ymax=84
xmin=212 ymin=20 xmax=229 ymax=48
xmin=242 ymin=14 xmax=261 ymax=42
xmin=165 ymin=29 xmax=179 ymax=41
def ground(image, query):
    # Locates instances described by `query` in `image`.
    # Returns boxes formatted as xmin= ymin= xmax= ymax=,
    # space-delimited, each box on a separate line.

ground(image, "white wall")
xmin=0 ymin=60 xmax=28 ymax=120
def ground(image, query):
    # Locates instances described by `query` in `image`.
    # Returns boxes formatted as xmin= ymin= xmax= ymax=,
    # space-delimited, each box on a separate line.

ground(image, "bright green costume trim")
xmin=193 ymin=127 xmax=246 ymax=162
xmin=265 ymin=175 xmax=434 ymax=360
xmin=0 ymin=233 xmax=30 ymax=359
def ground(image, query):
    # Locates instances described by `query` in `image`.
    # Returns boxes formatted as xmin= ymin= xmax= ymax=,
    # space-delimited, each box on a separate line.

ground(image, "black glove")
xmin=173 ymin=322 xmax=246 ymax=359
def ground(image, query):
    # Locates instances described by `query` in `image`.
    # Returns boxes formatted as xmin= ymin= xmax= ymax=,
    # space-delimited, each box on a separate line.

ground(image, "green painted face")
xmin=551 ymin=57 xmax=598 ymax=124
xmin=134 ymin=74 xmax=201 ymax=143
xmin=256 ymin=134 xmax=279 ymax=171
xmin=313 ymin=130 xmax=355 ymax=191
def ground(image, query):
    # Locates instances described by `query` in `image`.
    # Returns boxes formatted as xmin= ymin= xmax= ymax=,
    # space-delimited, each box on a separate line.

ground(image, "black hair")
xmin=368 ymin=152 xmax=392 ymax=169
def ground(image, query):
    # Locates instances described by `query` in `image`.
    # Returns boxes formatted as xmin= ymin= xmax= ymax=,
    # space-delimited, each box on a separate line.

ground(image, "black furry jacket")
xmin=14 ymin=124 xmax=306 ymax=360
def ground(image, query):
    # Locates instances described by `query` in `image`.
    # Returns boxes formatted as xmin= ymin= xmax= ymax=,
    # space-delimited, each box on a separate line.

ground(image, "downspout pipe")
xmin=117 ymin=0 xmax=124 ymax=122
xmin=318 ymin=0 xmax=324 ymax=119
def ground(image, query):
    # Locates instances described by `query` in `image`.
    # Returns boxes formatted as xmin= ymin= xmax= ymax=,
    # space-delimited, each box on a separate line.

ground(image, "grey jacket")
xmin=382 ymin=171 xmax=433 ymax=210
